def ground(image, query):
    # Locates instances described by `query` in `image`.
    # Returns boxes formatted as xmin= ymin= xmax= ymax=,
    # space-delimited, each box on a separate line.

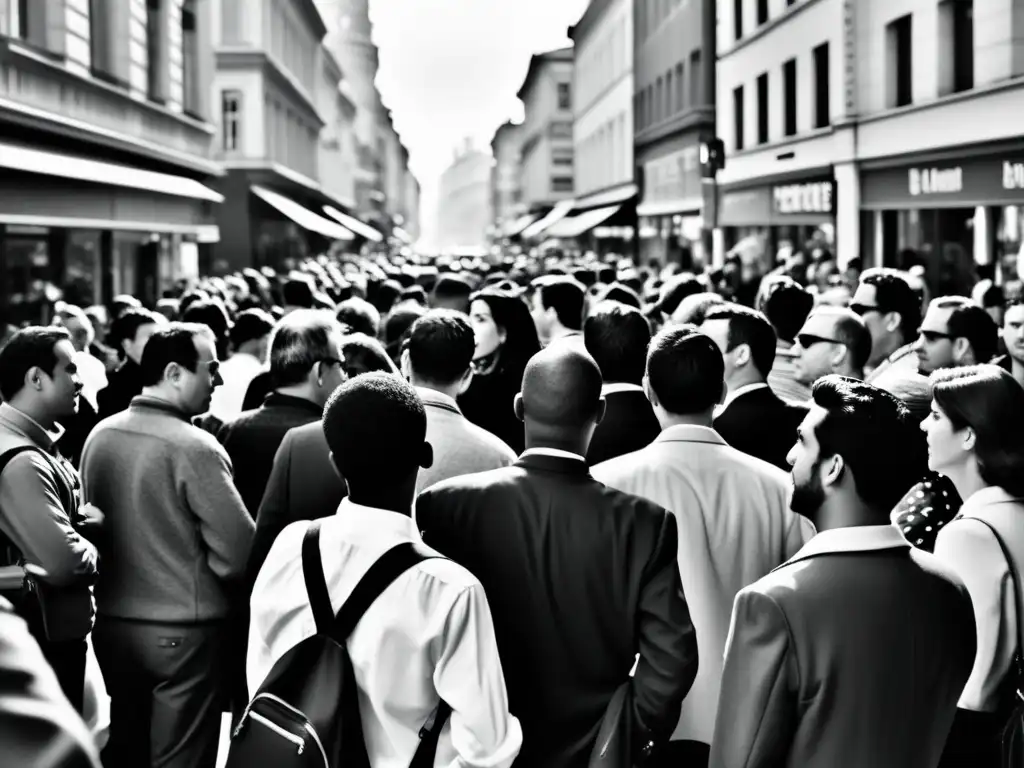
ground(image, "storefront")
xmin=541 ymin=183 xmax=638 ymax=257
xmin=635 ymin=135 xmax=705 ymax=269
xmin=718 ymin=170 xmax=837 ymax=274
xmin=859 ymin=145 xmax=1024 ymax=297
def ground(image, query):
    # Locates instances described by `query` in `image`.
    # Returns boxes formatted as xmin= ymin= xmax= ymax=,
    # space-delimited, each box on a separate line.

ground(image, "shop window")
xmin=733 ymin=85 xmax=745 ymax=151
xmin=733 ymin=0 xmax=743 ymax=41
xmin=886 ymin=14 xmax=913 ymax=108
xmin=181 ymin=0 xmax=201 ymax=118
xmin=756 ymin=72 xmax=769 ymax=144
xmin=689 ymin=50 xmax=702 ymax=106
xmin=783 ymin=58 xmax=797 ymax=137
xmin=558 ymin=82 xmax=572 ymax=110
xmin=939 ymin=0 xmax=973 ymax=95
xmin=222 ymin=90 xmax=242 ymax=152
xmin=757 ymin=0 xmax=769 ymax=25
xmin=813 ymin=42 xmax=830 ymax=128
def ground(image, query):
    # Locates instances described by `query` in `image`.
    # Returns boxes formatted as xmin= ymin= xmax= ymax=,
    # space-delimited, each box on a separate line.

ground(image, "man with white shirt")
xmin=701 ymin=305 xmax=807 ymax=470
xmin=248 ymin=373 xmax=522 ymax=767
xmin=400 ymin=310 xmax=516 ymax=493
xmin=417 ymin=345 xmax=699 ymax=767
xmin=592 ymin=326 xmax=813 ymax=768
xmin=207 ymin=309 xmax=274 ymax=423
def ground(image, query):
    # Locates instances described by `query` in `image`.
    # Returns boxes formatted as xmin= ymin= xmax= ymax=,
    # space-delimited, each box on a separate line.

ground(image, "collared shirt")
xmin=780 ymin=524 xmax=910 ymax=570
xmin=248 ymin=499 xmax=522 ymax=768
xmin=717 ymin=382 xmax=769 ymax=416
xmin=600 ymin=382 xmax=646 ymax=397
xmin=209 ymin=352 xmax=264 ymax=422
xmin=520 ymin=447 xmax=587 ymax=463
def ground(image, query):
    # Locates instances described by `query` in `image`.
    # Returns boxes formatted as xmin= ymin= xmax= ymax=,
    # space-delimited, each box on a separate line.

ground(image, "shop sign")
xmin=773 ymin=181 xmax=834 ymax=215
xmin=1004 ymin=161 xmax=1024 ymax=191
xmin=862 ymin=152 xmax=1024 ymax=209
xmin=909 ymin=166 xmax=963 ymax=196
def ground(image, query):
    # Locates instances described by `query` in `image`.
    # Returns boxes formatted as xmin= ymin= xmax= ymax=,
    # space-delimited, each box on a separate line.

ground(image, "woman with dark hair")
xmin=925 ymin=365 xmax=1024 ymax=767
xmin=340 ymin=333 xmax=400 ymax=379
xmin=458 ymin=289 xmax=541 ymax=454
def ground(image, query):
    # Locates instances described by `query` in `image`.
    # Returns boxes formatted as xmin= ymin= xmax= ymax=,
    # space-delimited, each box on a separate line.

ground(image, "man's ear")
xmin=822 ymin=454 xmax=845 ymax=488
xmin=952 ymin=337 xmax=973 ymax=364
xmin=400 ymin=348 xmax=412 ymax=381
xmin=885 ymin=311 xmax=902 ymax=334
xmin=594 ymin=395 xmax=607 ymax=426
xmin=420 ymin=441 xmax=434 ymax=469
xmin=733 ymin=343 xmax=751 ymax=368
xmin=642 ymin=374 xmax=657 ymax=407
xmin=457 ymin=366 xmax=474 ymax=396
xmin=513 ymin=393 xmax=525 ymax=423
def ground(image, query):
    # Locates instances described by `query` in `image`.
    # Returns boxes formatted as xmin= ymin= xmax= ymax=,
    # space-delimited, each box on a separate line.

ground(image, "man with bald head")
xmin=417 ymin=344 xmax=699 ymax=768
xmin=792 ymin=305 xmax=872 ymax=385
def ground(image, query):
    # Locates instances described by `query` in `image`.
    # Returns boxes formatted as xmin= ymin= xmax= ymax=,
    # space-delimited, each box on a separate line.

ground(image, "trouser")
xmin=647 ymin=739 xmax=710 ymax=768
xmin=93 ymin=616 xmax=228 ymax=768
xmin=38 ymin=636 xmax=88 ymax=714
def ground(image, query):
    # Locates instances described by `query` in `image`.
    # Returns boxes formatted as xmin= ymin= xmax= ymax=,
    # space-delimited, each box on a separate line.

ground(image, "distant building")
xmin=437 ymin=143 xmax=493 ymax=252
xmin=490 ymin=121 xmax=523 ymax=236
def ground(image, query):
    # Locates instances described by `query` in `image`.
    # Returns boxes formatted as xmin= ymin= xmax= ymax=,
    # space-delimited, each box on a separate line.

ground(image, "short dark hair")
xmin=597 ymin=282 xmax=642 ymax=310
xmin=139 ymin=323 xmax=213 ymax=387
xmin=282 ymin=278 xmax=315 ymax=308
xmin=646 ymin=325 xmax=724 ymax=415
xmin=656 ymin=273 xmax=704 ymax=316
xmin=322 ymin=372 xmax=426 ymax=491
xmin=860 ymin=268 xmax=922 ymax=341
xmin=584 ymin=302 xmax=651 ymax=385
xmin=672 ymin=292 xmax=725 ymax=326
xmin=810 ymin=375 xmax=919 ymax=512
xmin=947 ymin=302 xmax=999 ymax=364
xmin=269 ymin=310 xmax=342 ymax=387
xmin=432 ymin=274 xmax=474 ymax=313
xmin=231 ymin=308 xmax=275 ymax=350
xmin=341 ymin=334 xmax=400 ymax=376
xmin=406 ymin=310 xmax=475 ymax=385
xmin=400 ymin=285 xmax=428 ymax=306
xmin=0 ymin=327 xmax=72 ymax=401
xmin=108 ymin=308 xmax=160 ymax=358
xmin=829 ymin=310 xmax=872 ymax=371
xmin=703 ymin=303 xmax=777 ymax=378
xmin=761 ymin=278 xmax=814 ymax=344
xmin=182 ymin=299 xmax=231 ymax=351
xmin=536 ymin=277 xmax=586 ymax=331
xmin=335 ymin=297 xmax=381 ymax=338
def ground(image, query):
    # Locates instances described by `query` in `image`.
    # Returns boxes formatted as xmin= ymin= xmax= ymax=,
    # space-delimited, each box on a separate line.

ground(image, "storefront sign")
xmin=773 ymin=181 xmax=834 ymax=215
xmin=861 ymin=152 xmax=1024 ymax=209
xmin=1004 ymin=161 xmax=1024 ymax=191
xmin=909 ymin=167 xmax=963 ymax=196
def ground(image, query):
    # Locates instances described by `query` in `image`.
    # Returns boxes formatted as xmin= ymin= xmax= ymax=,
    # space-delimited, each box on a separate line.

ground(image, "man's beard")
xmin=791 ymin=463 xmax=826 ymax=520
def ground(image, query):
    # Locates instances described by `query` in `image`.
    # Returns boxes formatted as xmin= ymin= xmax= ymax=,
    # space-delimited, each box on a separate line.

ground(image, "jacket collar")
xmin=517 ymin=447 xmax=590 ymax=476
xmin=263 ymin=392 xmax=323 ymax=416
xmin=719 ymin=382 xmax=770 ymax=412
xmin=0 ymin=403 xmax=62 ymax=452
xmin=654 ymin=424 xmax=727 ymax=447
xmin=415 ymin=387 xmax=461 ymax=416
xmin=776 ymin=524 xmax=910 ymax=571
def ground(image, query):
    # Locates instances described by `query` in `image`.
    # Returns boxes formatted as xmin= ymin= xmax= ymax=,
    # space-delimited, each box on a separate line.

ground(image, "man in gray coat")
xmin=710 ymin=376 xmax=976 ymax=768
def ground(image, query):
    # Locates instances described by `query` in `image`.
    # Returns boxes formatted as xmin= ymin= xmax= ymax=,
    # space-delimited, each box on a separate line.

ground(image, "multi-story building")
xmin=316 ymin=47 xmax=358 ymax=211
xmin=490 ymin=120 xmax=524 ymax=237
xmin=717 ymin=0 xmax=1024 ymax=295
xmin=212 ymin=0 xmax=355 ymax=273
xmin=403 ymin=168 xmax=421 ymax=242
xmin=556 ymin=0 xmax=637 ymax=251
xmin=634 ymin=0 xmax=715 ymax=266
xmin=436 ymin=142 xmax=492 ymax=252
xmin=515 ymin=47 xmax=576 ymax=216
xmin=0 ymin=0 xmax=221 ymax=320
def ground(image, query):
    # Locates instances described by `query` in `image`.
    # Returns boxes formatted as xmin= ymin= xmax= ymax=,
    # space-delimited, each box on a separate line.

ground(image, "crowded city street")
xmin=1 ymin=0 xmax=1024 ymax=767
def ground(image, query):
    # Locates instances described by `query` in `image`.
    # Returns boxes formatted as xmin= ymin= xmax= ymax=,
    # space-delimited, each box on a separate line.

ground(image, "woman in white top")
xmin=925 ymin=364 xmax=1024 ymax=767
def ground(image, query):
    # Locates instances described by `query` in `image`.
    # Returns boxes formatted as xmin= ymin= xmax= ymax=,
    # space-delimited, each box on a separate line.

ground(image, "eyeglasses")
xmin=919 ymin=330 xmax=954 ymax=343
xmin=196 ymin=360 xmax=220 ymax=378
xmin=850 ymin=303 xmax=881 ymax=316
xmin=797 ymin=333 xmax=844 ymax=349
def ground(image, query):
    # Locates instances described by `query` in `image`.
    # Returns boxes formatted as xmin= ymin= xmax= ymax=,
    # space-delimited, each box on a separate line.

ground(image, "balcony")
xmin=0 ymin=38 xmax=218 ymax=173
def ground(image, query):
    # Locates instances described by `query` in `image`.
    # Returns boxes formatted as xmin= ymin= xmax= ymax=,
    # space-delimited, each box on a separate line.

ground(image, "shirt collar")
xmin=0 ymin=403 xmax=63 ymax=451
xmin=601 ymin=382 xmax=646 ymax=396
xmin=520 ymin=446 xmax=587 ymax=463
xmin=719 ymin=382 xmax=769 ymax=412
xmin=335 ymin=497 xmax=419 ymax=539
xmin=130 ymin=394 xmax=194 ymax=422
xmin=415 ymin=387 xmax=461 ymax=414
xmin=777 ymin=524 xmax=910 ymax=571
xmin=654 ymin=424 xmax=727 ymax=446
xmin=959 ymin=486 xmax=1023 ymax=517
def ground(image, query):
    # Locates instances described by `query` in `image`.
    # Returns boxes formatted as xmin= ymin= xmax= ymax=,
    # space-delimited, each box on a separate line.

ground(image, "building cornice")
xmin=634 ymin=107 xmax=714 ymax=149
xmin=295 ymin=0 xmax=329 ymax=40
xmin=569 ymin=0 xmax=614 ymax=43
xmin=516 ymin=46 xmax=574 ymax=100
xmin=217 ymin=48 xmax=325 ymax=127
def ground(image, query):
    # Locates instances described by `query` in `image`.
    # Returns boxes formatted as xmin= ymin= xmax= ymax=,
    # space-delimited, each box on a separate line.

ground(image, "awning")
xmin=544 ymin=205 xmax=622 ymax=239
xmin=521 ymin=199 xmax=575 ymax=239
xmin=0 ymin=141 xmax=224 ymax=202
xmin=322 ymin=205 xmax=383 ymax=241
xmin=505 ymin=213 xmax=539 ymax=237
xmin=252 ymin=186 xmax=353 ymax=240
xmin=636 ymin=197 xmax=702 ymax=217
xmin=572 ymin=183 xmax=638 ymax=210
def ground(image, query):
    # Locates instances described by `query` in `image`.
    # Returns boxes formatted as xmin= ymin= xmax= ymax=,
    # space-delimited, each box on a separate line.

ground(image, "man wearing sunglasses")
xmin=792 ymin=307 xmax=872 ymax=387
xmin=913 ymin=297 xmax=999 ymax=375
xmin=851 ymin=269 xmax=921 ymax=381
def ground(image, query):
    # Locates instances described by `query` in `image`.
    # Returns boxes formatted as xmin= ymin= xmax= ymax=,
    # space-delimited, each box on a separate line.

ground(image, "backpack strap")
xmin=301 ymin=520 xmax=336 ymax=635
xmin=969 ymin=518 xmax=1023 ymax=695
xmin=0 ymin=445 xmax=44 ymax=477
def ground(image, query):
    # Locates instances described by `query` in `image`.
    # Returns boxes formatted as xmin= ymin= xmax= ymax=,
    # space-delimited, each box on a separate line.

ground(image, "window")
xmin=939 ymin=0 xmax=973 ymax=94
xmin=783 ymin=58 xmax=797 ymax=136
xmin=886 ymin=14 xmax=913 ymax=108
xmin=733 ymin=85 xmax=745 ymax=151
xmin=551 ymin=177 xmax=574 ymax=193
xmin=558 ymin=82 xmax=571 ymax=110
xmin=12 ymin=0 xmax=59 ymax=52
xmin=757 ymin=0 xmax=769 ymax=25
xmin=676 ymin=63 xmax=685 ymax=111
xmin=147 ymin=0 xmax=166 ymax=102
xmin=222 ymin=90 xmax=241 ymax=151
xmin=813 ymin=42 xmax=830 ymax=128
xmin=90 ymin=0 xmax=123 ymax=84
xmin=552 ymin=147 xmax=573 ymax=166
xmin=733 ymin=0 xmax=743 ymax=40
xmin=655 ymin=76 xmax=664 ymax=122
xmin=666 ymin=70 xmax=674 ymax=116
xmin=757 ymin=71 xmax=769 ymax=144
xmin=689 ymin=50 xmax=702 ymax=106
xmin=181 ymin=0 xmax=200 ymax=116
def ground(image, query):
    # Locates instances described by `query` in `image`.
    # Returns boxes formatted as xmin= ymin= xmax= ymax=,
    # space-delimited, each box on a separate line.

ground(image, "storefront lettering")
xmin=908 ymin=167 xmax=963 ymax=196
xmin=1004 ymin=161 xmax=1024 ymax=190
xmin=773 ymin=182 xmax=833 ymax=215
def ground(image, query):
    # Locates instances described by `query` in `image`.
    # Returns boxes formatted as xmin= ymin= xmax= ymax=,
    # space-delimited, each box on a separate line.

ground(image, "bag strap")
xmin=969 ymin=519 xmax=1023 ymax=691
xmin=0 ymin=446 xmax=46 ymax=558
xmin=301 ymin=520 xmax=336 ymax=634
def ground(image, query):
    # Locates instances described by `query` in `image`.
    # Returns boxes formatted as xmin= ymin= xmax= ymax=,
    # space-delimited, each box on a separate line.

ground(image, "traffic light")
xmin=700 ymin=138 xmax=726 ymax=176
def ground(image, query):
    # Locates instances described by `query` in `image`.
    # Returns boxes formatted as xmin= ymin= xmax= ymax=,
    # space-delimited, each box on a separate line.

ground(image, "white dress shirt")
xmin=75 ymin=350 xmax=108 ymax=411
xmin=209 ymin=352 xmax=263 ymax=420
xmin=248 ymin=499 xmax=522 ymax=767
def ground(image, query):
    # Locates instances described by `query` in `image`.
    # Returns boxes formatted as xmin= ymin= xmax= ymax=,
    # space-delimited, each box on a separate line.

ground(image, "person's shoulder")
xmin=412 ymin=547 xmax=484 ymax=594
xmin=458 ymin=419 xmax=517 ymax=461
xmin=595 ymin=478 xmax=671 ymax=522
xmin=717 ymin=443 xmax=791 ymax=487
xmin=590 ymin=442 xmax=654 ymax=481
xmin=421 ymin=464 xmax=520 ymax=497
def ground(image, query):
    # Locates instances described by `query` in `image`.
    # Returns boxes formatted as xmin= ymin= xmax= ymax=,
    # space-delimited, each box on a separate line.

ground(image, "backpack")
xmin=226 ymin=520 xmax=452 ymax=768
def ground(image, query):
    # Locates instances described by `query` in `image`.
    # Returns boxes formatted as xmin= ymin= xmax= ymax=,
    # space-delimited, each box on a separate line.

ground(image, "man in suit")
xmin=399 ymin=309 xmax=517 ymax=492
xmin=701 ymin=305 xmax=807 ymax=470
xmin=710 ymin=376 xmax=977 ymax=768
xmin=583 ymin=301 xmax=661 ymax=465
xmin=417 ymin=344 xmax=699 ymax=768
xmin=592 ymin=326 xmax=813 ymax=767
xmin=791 ymin=305 xmax=872 ymax=384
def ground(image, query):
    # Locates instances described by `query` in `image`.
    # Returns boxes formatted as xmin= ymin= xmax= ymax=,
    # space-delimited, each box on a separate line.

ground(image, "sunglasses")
xmin=919 ymin=330 xmax=954 ymax=343
xmin=797 ymin=333 xmax=844 ymax=349
xmin=850 ymin=303 xmax=881 ymax=316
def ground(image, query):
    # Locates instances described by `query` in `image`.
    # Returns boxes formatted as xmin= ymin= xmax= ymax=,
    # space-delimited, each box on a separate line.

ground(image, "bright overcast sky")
xmin=370 ymin=0 xmax=589 ymax=240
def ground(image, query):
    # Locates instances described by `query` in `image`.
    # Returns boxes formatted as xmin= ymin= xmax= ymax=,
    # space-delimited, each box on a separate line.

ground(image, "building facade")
xmin=403 ymin=168 xmax=421 ymax=241
xmin=716 ymin=0 xmax=1024 ymax=296
xmin=0 ymin=0 xmax=221 ymax=321
xmin=516 ymin=47 xmax=576 ymax=212
xmin=316 ymin=47 xmax=358 ymax=211
xmin=490 ymin=120 xmax=523 ymax=237
xmin=436 ymin=143 xmax=492 ymax=252
xmin=634 ymin=0 xmax=716 ymax=266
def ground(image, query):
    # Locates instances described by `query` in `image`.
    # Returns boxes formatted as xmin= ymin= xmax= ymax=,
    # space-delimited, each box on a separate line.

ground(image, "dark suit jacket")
xmin=96 ymin=359 xmax=143 ymax=420
xmin=587 ymin=388 xmax=661 ymax=466
xmin=416 ymin=453 xmax=699 ymax=767
xmin=714 ymin=385 xmax=807 ymax=471
xmin=216 ymin=393 xmax=323 ymax=518
xmin=710 ymin=526 xmax=976 ymax=768
xmin=246 ymin=420 xmax=346 ymax=591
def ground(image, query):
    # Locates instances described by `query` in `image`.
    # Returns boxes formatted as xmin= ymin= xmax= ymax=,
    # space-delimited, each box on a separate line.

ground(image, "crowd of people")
xmin=0 ymin=245 xmax=1022 ymax=768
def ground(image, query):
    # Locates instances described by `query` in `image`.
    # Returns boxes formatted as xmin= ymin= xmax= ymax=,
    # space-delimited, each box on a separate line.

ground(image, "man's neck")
xmin=347 ymin=491 xmax=415 ymax=517
xmin=814 ymin=497 xmax=884 ymax=532
xmin=549 ymin=325 xmax=579 ymax=342
xmin=871 ymin=333 xmax=905 ymax=367
xmin=6 ymin=399 xmax=56 ymax=431
xmin=658 ymin=411 xmax=714 ymax=430
xmin=410 ymin=376 xmax=461 ymax=402
xmin=523 ymin=433 xmax=588 ymax=457
xmin=726 ymin=373 xmax=764 ymax=395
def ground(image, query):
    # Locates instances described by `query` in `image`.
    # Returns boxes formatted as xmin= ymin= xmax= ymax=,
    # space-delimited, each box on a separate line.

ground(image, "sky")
xmin=369 ymin=0 xmax=589 ymax=243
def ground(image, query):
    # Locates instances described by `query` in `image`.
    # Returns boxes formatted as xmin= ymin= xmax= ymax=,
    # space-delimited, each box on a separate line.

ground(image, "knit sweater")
xmin=81 ymin=396 xmax=254 ymax=623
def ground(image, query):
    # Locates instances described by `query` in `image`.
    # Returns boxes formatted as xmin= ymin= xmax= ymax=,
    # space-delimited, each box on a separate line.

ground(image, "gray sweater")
xmin=81 ymin=396 xmax=254 ymax=623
